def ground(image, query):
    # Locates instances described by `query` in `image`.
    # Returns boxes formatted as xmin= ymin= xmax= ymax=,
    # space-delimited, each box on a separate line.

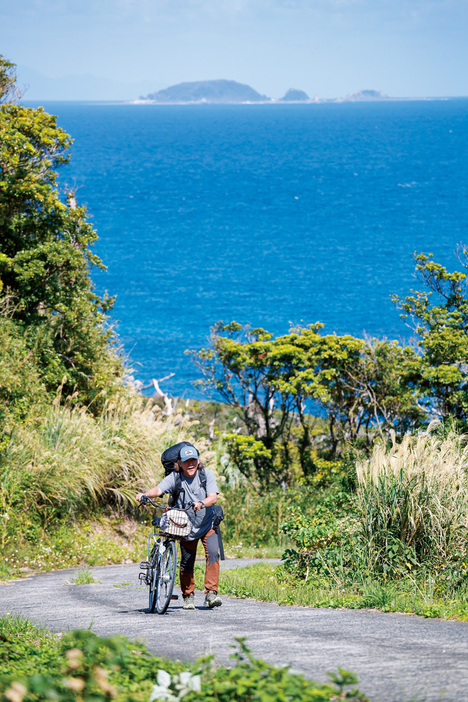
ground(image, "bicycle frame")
xmin=146 ymin=532 xmax=166 ymax=563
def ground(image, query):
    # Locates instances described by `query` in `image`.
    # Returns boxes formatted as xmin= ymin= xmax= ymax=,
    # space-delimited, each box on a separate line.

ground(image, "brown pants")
xmin=179 ymin=528 xmax=219 ymax=595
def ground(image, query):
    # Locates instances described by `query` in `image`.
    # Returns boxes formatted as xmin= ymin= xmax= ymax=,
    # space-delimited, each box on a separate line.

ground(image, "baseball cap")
xmin=179 ymin=445 xmax=199 ymax=462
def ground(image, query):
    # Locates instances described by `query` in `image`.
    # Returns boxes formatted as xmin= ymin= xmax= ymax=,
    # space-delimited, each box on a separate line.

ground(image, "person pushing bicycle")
xmin=136 ymin=444 xmax=222 ymax=610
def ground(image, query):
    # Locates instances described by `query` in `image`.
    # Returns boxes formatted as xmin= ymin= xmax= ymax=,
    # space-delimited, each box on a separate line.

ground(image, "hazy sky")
xmin=2 ymin=0 xmax=468 ymax=99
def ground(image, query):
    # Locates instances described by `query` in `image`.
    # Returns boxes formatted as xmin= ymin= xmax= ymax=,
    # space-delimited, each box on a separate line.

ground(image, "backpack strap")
xmin=199 ymin=468 xmax=207 ymax=493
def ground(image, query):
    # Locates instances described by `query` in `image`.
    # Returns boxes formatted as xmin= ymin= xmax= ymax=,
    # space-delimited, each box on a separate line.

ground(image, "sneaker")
xmin=204 ymin=591 xmax=222 ymax=608
xmin=183 ymin=594 xmax=195 ymax=610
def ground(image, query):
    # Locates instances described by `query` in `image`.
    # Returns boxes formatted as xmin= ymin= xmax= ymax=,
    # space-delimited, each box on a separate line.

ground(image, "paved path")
xmin=1 ymin=561 xmax=468 ymax=702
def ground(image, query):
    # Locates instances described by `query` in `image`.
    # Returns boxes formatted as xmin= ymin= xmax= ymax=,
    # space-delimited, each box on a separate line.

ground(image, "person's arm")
xmin=136 ymin=472 xmax=176 ymax=503
xmin=136 ymin=485 xmax=163 ymax=503
xmin=194 ymin=492 xmax=217 ymax=511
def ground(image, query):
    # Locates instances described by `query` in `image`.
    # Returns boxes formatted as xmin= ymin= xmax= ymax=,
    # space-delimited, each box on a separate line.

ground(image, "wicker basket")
xmin=159 ymin=509 xmax=191 ymax=538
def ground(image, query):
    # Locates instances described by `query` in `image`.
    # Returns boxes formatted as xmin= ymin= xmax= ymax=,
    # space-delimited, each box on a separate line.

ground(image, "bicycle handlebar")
xmin=139 ymin=495 xmax=195 ymax=511
xmin=139 ymin=494 xmax=158 ymax=508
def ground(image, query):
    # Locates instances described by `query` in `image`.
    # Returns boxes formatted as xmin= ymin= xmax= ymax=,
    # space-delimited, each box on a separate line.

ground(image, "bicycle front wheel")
xmin=148 ymin=545 xmax=159 ymax=613
xmin=156 ymin=539 xmax=177 ymax=614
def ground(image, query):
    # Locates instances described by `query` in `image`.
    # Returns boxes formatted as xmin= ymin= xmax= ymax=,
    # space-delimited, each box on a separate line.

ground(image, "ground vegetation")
xmin=0 ymin=616 xmax=368 ymax=702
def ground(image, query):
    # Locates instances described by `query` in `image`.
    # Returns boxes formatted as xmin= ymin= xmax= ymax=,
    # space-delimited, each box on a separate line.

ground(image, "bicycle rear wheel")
xmin=156 ymin=539 xmax=177 ymax=614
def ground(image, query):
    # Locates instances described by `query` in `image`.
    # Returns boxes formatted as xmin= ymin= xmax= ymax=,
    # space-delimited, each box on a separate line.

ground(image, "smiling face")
xmin=178 ymin=457 xmax=199 ymax=478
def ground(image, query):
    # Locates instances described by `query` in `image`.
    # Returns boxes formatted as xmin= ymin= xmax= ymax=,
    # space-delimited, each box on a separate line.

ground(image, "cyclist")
xmin=136 ymin=444 xmax=222 ymax=610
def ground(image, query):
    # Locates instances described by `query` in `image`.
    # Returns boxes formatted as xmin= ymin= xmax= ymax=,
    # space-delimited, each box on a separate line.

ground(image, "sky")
xmin=1 ymin=0 xmax=468 ymax=100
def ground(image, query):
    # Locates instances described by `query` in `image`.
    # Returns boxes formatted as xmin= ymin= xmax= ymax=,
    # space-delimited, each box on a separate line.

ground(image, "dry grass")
xmin=356 ymin=424 xmax=468 ymax=563
xmin=0 ymin=394 xmax=215 ymax=549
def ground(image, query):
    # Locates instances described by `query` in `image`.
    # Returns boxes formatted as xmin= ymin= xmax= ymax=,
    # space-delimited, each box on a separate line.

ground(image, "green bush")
xmin=220 ymin=458 xmax=351 ymax=548
xmin=0 ymin=308 xmax=51 ymax=430
xmin=277 ymin=427 xmax=468 ymax=590
xmin=279 ymin=486 xmax=357 ymax=581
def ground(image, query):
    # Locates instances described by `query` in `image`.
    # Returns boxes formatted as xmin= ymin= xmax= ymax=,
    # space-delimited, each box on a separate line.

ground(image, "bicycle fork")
xmin=139 ymin=535 xmax=166 ymax=586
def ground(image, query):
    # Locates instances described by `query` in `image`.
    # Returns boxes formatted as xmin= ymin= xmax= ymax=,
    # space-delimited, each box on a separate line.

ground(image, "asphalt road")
xmin=1 ymin=560 xmax=468 ymax=702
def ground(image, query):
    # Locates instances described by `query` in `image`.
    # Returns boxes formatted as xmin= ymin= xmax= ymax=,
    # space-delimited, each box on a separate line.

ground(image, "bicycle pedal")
xmin=171 ymin=595 xmax=179 ymax=600
xmin=138 ymin=573 xmax=147 ymax=582
xmin=139 ymin=561 xmax=150 ymax=569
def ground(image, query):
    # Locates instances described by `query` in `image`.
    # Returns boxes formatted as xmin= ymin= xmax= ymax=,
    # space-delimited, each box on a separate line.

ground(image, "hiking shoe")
xmin=204 ymin=591 xmax=222 ymax=608
xmin=183 ymin=594 xmax=195 ymax=610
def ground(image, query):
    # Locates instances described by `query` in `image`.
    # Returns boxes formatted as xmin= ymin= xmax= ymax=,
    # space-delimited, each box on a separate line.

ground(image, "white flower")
xmin=149 ymin=670 xmax=176 ymax=702
xmin=149 ymin=684 xmax=176 ymax=702
xmin=149 ymin=670 xmax=201 ymax=702
xmin=174 ymin=672 xmax=201 ymax=696
xmin=157 ymin=670 xmax=172 ymax=689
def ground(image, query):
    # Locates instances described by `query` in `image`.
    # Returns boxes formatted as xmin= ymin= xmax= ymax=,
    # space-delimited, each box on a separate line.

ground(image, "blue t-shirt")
xmin=157 ymin=468 xmax=218 ymax=540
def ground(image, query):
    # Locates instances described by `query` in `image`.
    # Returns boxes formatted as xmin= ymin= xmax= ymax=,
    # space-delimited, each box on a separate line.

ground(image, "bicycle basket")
xmin=159 ymin=509 xmax=191 ymax=538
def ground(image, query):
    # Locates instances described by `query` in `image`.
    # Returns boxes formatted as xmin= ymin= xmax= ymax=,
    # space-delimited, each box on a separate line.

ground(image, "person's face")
xmin=179 ymin=457 xmax=198 ymax=478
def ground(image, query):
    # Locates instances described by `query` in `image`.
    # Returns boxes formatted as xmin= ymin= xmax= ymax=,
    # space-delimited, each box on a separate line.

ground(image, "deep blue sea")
xmin=28 ymin=100 xmax=468 ymax=397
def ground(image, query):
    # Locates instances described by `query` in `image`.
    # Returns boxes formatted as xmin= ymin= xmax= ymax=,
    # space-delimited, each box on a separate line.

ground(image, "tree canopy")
xmin=0 ymin=55 xmax=122 ymax=412
xmin=393 ymin=248 xmax=468 ymax=424
xmin=189 ymin=321 xmax=424 ymax=484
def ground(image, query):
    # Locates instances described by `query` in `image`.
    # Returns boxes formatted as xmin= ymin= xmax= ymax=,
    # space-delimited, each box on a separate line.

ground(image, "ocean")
xmin=27 ymin=100 xmax=468 ymax=397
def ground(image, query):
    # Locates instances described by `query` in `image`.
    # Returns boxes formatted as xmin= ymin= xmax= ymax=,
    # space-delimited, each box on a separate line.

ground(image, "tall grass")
xmin=0 ymin=395 xmax=213 ymax=550
xmin=356 ymin=426 xmax=468 ymax=569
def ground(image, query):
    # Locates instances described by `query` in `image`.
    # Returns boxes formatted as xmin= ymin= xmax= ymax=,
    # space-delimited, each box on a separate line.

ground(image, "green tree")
xmin=392 ymin=248 xmax=468 ymax=425
xmin=259 ymin=326 xmax=422 ymax=456
xmin=189 ymin=322 xmax=297 ymax=485
xmin=0 ymin=56 xmax=20 ymax=105
xmin=0 ymin=56 xmax=122 ymax=407
xmin=190 ymin=322 xmax=422 ymax=484
xmin=0 ymin=300 xmax=50 ymax=429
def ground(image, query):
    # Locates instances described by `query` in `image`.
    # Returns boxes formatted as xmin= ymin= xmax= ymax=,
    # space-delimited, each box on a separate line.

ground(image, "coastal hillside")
xmin=141 ymin=79 xmax=268 ymax=103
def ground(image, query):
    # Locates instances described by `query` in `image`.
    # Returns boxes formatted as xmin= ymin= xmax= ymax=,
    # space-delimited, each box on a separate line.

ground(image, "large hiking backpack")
xmin=160 ymin=441 xmax=203 ymax=504
xmin=160 ymin=441 xmax=196 ymax=476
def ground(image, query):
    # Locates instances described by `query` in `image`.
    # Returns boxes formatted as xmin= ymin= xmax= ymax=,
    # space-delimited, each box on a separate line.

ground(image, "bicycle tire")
xmin=156 ymin=539 xmax=177 ymax=614
xmin=148 ymin=544 xmax=159 ymax=613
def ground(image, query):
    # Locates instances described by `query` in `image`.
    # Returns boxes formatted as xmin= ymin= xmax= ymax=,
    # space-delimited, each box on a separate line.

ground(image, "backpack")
xmin=160 ymin=441 xmax=196 ymax=476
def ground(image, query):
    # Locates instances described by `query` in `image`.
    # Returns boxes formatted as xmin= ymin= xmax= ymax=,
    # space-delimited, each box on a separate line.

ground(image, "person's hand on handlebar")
xmin=136 ymin=486 xmax=163 ymax=504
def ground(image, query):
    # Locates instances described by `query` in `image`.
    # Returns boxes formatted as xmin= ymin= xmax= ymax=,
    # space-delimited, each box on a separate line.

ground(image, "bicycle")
xmin=138 ymin=495 xmax=194 ymax=614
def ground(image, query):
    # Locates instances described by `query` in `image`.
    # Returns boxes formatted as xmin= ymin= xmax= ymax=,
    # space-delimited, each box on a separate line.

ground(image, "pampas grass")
xmin=0 ymin=395 xmax=214 ymax=546
xmin=356 ymin=424 xmax=468 ymax=565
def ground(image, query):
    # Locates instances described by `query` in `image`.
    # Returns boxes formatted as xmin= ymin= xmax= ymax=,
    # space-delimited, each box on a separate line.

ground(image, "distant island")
xmin=140 ymin=79 xmax=268 ymax=104
xmin=279 ymin=88 xmax=310 ymax=102
xmin=343 ymin=90 xmax=389 ymax=101
xmin=135 ymin=80 xmax=394 ymax=105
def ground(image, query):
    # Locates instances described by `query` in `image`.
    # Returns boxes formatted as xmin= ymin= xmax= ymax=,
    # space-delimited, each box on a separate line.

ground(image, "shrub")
xmin=221 ymin=462 xmax=349 ymax=550
xmin=0 ymin=306 xmax=51 ymax=430
xmin=279 ymin=488 xmax=357 ymax=581
xmin=0 ymin=619 xmax=369 ymax=702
